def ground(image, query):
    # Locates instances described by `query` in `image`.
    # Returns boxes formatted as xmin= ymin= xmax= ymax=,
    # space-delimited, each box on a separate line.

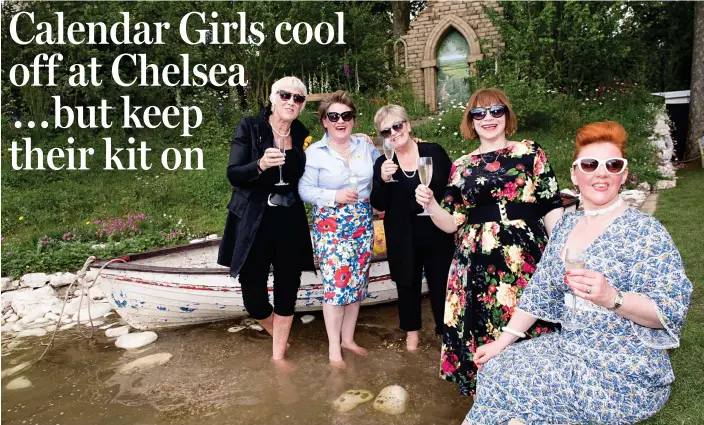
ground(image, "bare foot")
xmin=406 ymin=331 xmax=420 ymax=352
xmin=257 ymin=315 xmax=274 ymax=337
xmin=341 ymin=342 xmax=368 ymax=356
xmin=272 ymin=357 xmax=295 ymax=373
xmin=329 ymin=358 xmax=347 ymax=369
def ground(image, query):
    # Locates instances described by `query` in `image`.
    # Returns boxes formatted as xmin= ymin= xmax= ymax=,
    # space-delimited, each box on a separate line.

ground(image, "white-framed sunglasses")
xmin=572 ymin=157 xmax=628 ymax=175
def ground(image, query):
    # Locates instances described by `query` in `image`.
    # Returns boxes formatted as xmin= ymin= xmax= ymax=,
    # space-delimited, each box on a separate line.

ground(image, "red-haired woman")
xmin=464 ymin=121 xmax=692 ymax=424
xmin=415 ymin=88 xmax=564 ymax=396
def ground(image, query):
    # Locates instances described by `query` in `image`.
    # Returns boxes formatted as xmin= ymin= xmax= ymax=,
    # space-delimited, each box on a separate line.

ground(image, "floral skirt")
xmin=313 ymin=200 xmax=373 ymax=306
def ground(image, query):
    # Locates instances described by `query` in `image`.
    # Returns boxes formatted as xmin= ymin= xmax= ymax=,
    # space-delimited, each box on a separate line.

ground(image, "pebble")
xmin=59 ymin=322 xmax=77 ymax=331
xmin=117 ymin=353 xmax=173 ymax=375
xmin=1 ymin=361 xmax=32 ymax=378
xmin=6 ymin=314 xmax=19 ymax=323
xmin=227 ymin=326 xmax=246 ymax=333
xmin=33 ymin=317 xmax=51 ymax=324
xmin=333 ymin=389 xmax=375 ymax=413
xmin=6 ymin=376 xmax=32 ymax=390
xmin=81 ymin=320 xmax=104 ymax=327
xmin=72 ymin=302 xmax=113 ymax=321
xmin=249 ymin=324 xmax=264 ymax=332
xmin=115 ymin=331 xmax=158 ymax=349
xmin=106 ymin=325 xmax=131 ymax=338
xmin=241 ymin=318 xmax=256 ymax=326
xmin=300 ymin=315 xmax=315 ymax=324
xmin=17 ymin=328 xmax=47 ymax=338
xmin=7 ymin=340 xmax=24 ymax=349
xmin=99 ymin=322 xmax=118 ymax=330
xmin=44 ymin=312 xmax=60 ymax=321
xmin=11 ymin=323 xmax=24 ymax=332
xmin=373 ymin=385 xmax=408 ymax=415
xmin=46 ymin=325 xmax=57 ymax=332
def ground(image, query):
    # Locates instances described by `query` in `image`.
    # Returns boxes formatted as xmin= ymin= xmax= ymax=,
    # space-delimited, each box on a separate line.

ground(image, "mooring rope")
xmin=37 ymin=256 xmax=125 ymax=362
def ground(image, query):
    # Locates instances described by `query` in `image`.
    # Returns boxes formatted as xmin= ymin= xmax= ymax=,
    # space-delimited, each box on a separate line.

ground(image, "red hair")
xmin=574 ymin=121 xmax=627 ymax=160
xmin=460 ymin=88 xmax=517 ymax=140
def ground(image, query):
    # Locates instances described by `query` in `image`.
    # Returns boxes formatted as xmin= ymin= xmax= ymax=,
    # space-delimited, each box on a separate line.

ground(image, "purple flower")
xmin=343 ymin=64 xmax=351 ymax=79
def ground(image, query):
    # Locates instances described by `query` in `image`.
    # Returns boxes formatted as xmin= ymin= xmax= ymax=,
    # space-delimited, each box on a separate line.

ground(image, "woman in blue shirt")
xmin=299 ymin=90 xmax=381 ymax=368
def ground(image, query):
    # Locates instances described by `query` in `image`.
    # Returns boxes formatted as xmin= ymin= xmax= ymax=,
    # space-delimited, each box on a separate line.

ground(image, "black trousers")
xmin=396 ymin=232 xmax=453 ymax=335
xmin=238 ymin=206 xmax=302 ymax=319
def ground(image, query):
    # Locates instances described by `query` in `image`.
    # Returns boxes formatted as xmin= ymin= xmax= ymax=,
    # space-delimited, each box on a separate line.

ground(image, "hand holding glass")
xmin=417 ymin=157 xmax=433 ymax=216
xmin=274 ymin=138 xmax=288 ymax=186
xmin=382 ymin=139 xmax=398 ymax=182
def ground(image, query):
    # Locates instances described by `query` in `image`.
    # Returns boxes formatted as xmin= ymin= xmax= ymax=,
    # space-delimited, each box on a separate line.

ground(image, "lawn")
xmin=642 ymin=168 xmax=704 ymax=425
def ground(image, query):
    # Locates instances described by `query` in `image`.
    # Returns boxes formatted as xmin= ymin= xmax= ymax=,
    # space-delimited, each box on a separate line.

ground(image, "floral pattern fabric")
xmin=313 ymin=200 xmax=374 ymax=305
xmin=440 ymin=140 xmax=563 ymax=397
xmin=466 ymin=208 xmax=693 ymax=424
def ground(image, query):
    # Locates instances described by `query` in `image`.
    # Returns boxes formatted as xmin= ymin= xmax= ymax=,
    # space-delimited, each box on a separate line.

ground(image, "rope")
xmin=37 ymin=256 xmax=126 ymax=362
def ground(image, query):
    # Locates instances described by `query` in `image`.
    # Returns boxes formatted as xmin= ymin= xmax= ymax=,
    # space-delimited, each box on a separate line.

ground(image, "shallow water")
xmin=2 ymin=299 xmax=471 ymax=425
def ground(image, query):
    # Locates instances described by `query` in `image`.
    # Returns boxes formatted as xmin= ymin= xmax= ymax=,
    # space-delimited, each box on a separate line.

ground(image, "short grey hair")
xmin=374 ymin=104 xmax=411 ymax=132
xmin=269 ymin=76 xmax=308 ymax=111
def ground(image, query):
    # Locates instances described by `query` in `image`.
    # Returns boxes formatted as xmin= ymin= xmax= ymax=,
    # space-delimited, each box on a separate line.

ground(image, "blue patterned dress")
xmin=466 ymin=208 xmax=692 ymax=425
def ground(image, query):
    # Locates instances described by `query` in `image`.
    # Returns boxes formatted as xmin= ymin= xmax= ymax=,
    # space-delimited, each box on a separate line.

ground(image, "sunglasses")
xmin=326 ymin=111 xmax=355 ymax=122
xmin=379 ymin=121 xmax=406 ymax=138
xmin=470 ymin=104 xmax=508 ymax=121
xmin=278 ymin=90 xmax=306 ymax=104
xmin=572 ymin=157 xmax=628 ymax=175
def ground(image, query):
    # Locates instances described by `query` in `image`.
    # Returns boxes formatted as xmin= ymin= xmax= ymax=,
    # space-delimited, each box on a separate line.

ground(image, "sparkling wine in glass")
xmin=348 ymin=172 xmax=359 ymax=191
xmin=274 ymin=138 xmax=288 ymax=186
xmin=383 ymin=138 xmax=398 ymax=182
xmin=417 ymin=156 xmax=433 ymax=216
xmin=563 ymin=248 xmax=586 ymax=329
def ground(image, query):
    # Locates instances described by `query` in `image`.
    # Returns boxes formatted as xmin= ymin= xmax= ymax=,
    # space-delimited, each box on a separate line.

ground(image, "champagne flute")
xmin=563 ymin=248 xmax=586 ymax=329
xmin=274 ymin=137 xmax=288 ymax=186
xmin=348 ymin=172 xmax=359 ymax=191
xmin=383 ymin=138 xmax=398 ymax=183
xmin=417 ymin=156 xmax=433 ymax=216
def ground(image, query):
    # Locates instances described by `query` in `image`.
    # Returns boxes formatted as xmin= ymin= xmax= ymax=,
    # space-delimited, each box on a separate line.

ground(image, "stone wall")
xmin=400 ymin=0 xmax=504 ymax=110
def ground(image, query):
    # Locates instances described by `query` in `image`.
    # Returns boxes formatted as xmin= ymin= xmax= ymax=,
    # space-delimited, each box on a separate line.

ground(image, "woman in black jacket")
xmin=217 ymin=76 xmax=315 ymax=369
xmin=370 ymin=104 xmax=455 ymax=352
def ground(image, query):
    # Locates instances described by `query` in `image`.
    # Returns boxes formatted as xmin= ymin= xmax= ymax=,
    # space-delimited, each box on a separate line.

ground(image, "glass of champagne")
xmin=563 ymin=248 xmax=586 ymax=329
xmin=348 ymin=171 xmax=359 ymax=191
xmin=383 ymin=138 xmax=398 ymax=182
xmin=417 ymin=156 xmax=433 ymax=216
xmin=274 ymin=137 xmax=288 ymax=186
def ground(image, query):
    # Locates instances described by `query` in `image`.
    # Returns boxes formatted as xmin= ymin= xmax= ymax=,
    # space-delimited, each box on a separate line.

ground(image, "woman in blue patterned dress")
xmin=299 ymin=91 xmax=381 ymax=368
xmin=466 ymin=121 xmax=693 ymax=425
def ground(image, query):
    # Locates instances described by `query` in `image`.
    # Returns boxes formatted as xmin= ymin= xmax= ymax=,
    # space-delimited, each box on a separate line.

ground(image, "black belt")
xmin=465 ymin=203 xmax=541 ymax=224
xmin=267 ymin=192 xmax=297 ymax=207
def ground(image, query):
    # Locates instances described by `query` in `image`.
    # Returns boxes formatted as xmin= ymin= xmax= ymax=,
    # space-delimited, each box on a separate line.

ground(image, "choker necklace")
xmin=583 ymin=197 xmax=624 ymax=216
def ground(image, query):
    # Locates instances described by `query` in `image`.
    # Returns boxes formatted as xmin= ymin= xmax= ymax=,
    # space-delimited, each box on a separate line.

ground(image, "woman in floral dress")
xmin=415 ymin=88 xmax=564 ymax=396
xmin=468 ymin=121 xmax=692 ymax=424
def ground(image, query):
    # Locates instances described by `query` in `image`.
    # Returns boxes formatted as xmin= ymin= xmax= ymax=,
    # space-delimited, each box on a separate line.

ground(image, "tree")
xmin=685 ymin=2 xmax=704 ymax=164
xmin=390 ymin=1 xmax=411 ymax=37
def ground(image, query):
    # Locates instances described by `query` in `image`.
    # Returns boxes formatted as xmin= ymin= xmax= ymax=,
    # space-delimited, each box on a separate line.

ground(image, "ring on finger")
xmin=585 ymin=285 xmax=592 ymax=294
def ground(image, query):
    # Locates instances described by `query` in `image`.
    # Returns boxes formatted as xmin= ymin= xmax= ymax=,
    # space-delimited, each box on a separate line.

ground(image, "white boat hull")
xmin=94 ymin=246 xmax=418 ymax=330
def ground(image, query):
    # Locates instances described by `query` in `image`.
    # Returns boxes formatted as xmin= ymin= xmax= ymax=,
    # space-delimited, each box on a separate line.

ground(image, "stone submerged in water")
xmin=300 ymin=315 xmax=315 ymax=324
xmin=117 ymin=353 xmax=173 ymax=375
xmin=227 ymin=326 xmax=246 ymax=333
xmin=6 ymin=376 xmax=32 ymax=390
xmin=106 ymin=325 xmax=131 ymax=338
xmin=333 ymin=389 xmax=375 ymax=413
xmin=115 ymin=331 xmax=158 ymax=349
xmin=1 ymin=361 xmax=32 ymax=379
xmin=17 ymin=328 xmax=48 ymax=338
xmin=373 ymin=385 xmax=408 ymax=415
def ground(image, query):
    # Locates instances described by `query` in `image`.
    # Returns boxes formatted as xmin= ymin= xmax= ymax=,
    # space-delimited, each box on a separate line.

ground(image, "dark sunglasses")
xmin=326 ymin=111 xmax=355 ymax=122
xmin=379 ymin=121 xmax=406 ymax=138
xmin=470 ymin=104 xmax=508 ymax=121
xmin=572 ymin=157 xmax=628 ymax=175
xmin=278 ymin=90 xmax=306 ymax=104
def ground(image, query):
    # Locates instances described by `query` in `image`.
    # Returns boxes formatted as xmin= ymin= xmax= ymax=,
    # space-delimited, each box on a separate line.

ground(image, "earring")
xmin=573 ymin=185 xmax=580 ymax=194
xmin=619 ymin=185 xmax=624 ymax=193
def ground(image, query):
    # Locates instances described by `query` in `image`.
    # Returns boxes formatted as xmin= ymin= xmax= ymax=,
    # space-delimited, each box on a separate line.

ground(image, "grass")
xmin=0 ymin=86 xmax=664 ymax=277
xmin=641 ymin=168 xmax=704 ymax=425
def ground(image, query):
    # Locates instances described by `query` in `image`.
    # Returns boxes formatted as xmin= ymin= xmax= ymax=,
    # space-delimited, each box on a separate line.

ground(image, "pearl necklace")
xmin=270 ymin=122 xmax=291 ymax=138
xmin=583 ymin=197 xmax=624 ymax=216
xmin=398 ymin=144 xmax=418 ymax=178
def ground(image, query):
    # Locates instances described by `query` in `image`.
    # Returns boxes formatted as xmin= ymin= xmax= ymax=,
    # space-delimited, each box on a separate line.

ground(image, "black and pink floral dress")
xmin=439 ymin=140 xmax=563 ymax=396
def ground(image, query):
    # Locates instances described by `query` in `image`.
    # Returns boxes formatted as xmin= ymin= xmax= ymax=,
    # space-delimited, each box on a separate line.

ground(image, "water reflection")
xmin=2 ymin=300 xmax=471 ymax=425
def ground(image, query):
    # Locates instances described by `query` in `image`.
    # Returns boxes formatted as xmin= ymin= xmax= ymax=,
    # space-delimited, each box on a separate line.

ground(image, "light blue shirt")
xmin=299 ymin=134 xmax=381 ymax=208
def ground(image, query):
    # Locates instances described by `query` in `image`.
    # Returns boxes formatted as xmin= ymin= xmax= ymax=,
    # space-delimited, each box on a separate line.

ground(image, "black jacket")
xmin=370 ymin=142 xmax=455 ymax=285
xmin=217 ymin=108 xmax=315 ymax=277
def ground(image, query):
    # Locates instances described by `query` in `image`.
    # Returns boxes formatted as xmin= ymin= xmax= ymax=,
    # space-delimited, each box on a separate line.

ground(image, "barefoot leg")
xmin=323 ymin=303 xmax=346 ymax=367
xmin=272 ymin=313 xmax=294 ymax=361
xmin=257 ymin=313 xmax=274 ymax=336
xmin=340 ymin=301 xmax=368 ymax=356
xmin=406 ymin=330 xmax=420 ymax=352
